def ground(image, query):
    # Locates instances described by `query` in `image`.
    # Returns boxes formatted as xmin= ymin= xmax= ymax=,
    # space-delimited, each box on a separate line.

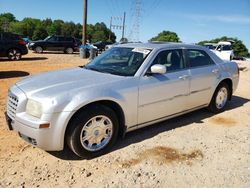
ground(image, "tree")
xmin=20 ymin=18 xmax=41 ymax=38
xmin=87 ymin=22 xmax=116 ymax=43
xmin=0 ymin=12 xmax=117 ymax=43
xmin=150 ymin=30 xmax=180 ymax=42
xmin=61 ymin=22 xmax=77 ymax=37
xmin=199 ymin=36 xmax=249 ymax=57
xmin=0 ymin=13 xmax=16 ymax=32
xmin=33 ymin=26 xmax=48 ymax=40
xmin=120 ymin=37 xmax=128 ymax=42
xmin=9 ymin=21 xmax=26 ymax=36
xmin=48 ymin=20 xmax=64 ymax=35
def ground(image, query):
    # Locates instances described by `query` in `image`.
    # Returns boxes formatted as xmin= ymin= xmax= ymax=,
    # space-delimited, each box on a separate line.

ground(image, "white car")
xmin=211 ymin=41 xmax=234 ymax=61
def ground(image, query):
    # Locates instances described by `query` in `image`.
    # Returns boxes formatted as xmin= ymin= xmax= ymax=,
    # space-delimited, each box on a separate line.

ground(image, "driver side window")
xmin=152 ymin=49 xmax=185 ymax=72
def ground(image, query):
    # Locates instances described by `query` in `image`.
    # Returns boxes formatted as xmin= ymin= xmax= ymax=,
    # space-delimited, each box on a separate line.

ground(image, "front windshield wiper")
xmin=83 ymin=66 xmax=102 ymax=73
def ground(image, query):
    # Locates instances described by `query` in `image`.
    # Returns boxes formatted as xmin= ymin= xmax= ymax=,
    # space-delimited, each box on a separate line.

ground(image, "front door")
xmin=138 ymin=49 xmax=190 ymax=124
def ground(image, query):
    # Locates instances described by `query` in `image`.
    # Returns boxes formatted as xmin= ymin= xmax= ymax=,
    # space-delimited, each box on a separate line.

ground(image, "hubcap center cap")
xmin=94 ymin=130 xmax=99 ymax=136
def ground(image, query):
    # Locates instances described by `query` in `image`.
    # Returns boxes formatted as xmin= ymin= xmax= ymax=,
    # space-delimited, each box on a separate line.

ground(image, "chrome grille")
xmin=7 ymin=92 xmax=19 ymax=120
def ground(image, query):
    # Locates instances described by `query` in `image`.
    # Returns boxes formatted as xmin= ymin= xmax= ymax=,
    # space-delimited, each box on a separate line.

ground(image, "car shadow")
xmin=47 ymin=95 xmax=249 ymax=160
xmin=34 ymin=51 xmax=79 ymax=55
xmin=0 ymin=71 xmax=30 ymax=79
xmin=0 ymin=57 xmax=48 ymax=61
xmin=20 ymin=57 xmax=48 ymax=61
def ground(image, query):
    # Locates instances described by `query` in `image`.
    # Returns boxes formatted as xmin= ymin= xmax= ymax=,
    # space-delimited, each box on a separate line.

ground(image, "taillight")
xmin=18 ymin=40 xmax=27 ymax=45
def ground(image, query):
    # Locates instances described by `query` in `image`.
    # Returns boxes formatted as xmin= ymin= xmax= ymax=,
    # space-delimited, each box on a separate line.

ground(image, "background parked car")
xmin=28 ymin=35 xmax=82 ymax=54
xmin=0 ymin=32 xmax=28 ymax=60
xmin=93 ymin=41 xmax=113 ymax=52
xmin=211 ymin=41 xmax=234 ymax=61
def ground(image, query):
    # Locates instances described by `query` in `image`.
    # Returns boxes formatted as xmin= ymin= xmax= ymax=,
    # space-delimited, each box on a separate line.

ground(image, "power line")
xmin=128 ymin=0 xmax=142 ymax=42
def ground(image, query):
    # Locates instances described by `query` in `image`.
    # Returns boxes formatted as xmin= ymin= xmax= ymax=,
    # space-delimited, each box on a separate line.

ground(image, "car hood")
xmin=15 ymin=67 xmax=126 ymax=98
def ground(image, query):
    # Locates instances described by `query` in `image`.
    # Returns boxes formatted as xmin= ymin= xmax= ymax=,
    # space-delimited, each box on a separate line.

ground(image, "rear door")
xmin=138 ymin=49 xmax=190 ymax=124
xmin=186 ymin=49 xmax=220 ymax=109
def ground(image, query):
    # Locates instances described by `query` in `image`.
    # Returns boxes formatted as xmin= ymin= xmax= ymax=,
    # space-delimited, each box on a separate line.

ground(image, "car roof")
xmin=116 ymin=42 xmax=204 ymax=50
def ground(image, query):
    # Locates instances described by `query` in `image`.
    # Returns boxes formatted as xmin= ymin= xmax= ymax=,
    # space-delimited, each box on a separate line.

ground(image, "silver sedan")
xmin=6 ymin=43 xmax=239 ymax=158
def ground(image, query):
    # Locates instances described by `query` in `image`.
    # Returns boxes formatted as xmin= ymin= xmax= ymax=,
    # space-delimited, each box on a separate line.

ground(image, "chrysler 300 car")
xmin=5 ymin=43 xmax=239 ymax=158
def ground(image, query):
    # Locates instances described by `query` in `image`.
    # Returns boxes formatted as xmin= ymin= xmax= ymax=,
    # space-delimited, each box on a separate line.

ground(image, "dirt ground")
xmin=0 ymin=52 xmax=249 ymax=188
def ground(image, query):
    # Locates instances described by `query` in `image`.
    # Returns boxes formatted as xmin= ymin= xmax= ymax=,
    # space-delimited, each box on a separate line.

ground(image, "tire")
xmin=8 ymin=49 xmax=22 ymax=60
xmin=208 ymin=82 xmax=229 ymax=113
xmin=66 ymin=105 xmax=119 ymax=158
xmin=65 ymin=47 xmax=74 ymax=54
xmin=35 ymin=46 xmax=43 ymax=53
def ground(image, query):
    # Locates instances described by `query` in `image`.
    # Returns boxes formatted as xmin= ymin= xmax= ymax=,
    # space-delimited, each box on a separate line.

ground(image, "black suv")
xmin=0 ymin=32 xmax=28 ymax=60
xmin=93 ymin=41 xmax=113 ymax=52
xmin=28 ymin=35 xmax=82 ymax=54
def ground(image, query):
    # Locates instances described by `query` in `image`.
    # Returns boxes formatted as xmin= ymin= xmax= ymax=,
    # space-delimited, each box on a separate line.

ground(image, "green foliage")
xmin=87 ymin=23 xmax=116 ymax=43
xmin=150 ymin=30 xmax=180 ymax=42
xmin=199 ymin=36 xmax=249 ymax=57
xmin=1 ymin=12 xmax=116 ymax=43
xmin=120 ymin=37 xmax=128 ymax=42
xmin=0 ymin=13 xmax=16 ymax=32
xmin=33 ymin=25 xmax=48 ymax=40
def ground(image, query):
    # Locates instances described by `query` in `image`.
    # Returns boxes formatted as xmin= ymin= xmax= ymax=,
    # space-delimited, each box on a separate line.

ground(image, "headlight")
xmin=29 ymin=42 xmax=34 ymax=46
xmin=26 ymin=99 xmax=43 ymax=118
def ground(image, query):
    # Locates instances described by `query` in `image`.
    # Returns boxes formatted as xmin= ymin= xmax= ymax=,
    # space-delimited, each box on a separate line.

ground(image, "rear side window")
xmin=2 ymin=33 xmax=20 ymax=40
xmin=187 ymin=49 xmax=215 ymax=68
xmin=58 ymin=37 xmax=73 ymax=42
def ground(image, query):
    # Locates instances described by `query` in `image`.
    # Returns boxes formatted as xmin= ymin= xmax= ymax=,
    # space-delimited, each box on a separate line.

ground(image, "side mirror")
xmin=150 ymin=64 xmax=166 ymax=74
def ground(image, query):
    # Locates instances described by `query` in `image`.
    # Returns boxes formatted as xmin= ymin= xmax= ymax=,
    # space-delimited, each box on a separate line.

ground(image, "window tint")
xmin=221 ymin=45 xmax=232 ymax=51
xmin=47 ymin=36 xmax=57 ymax=42
xmin=2 ymin=33 xmax=20 ymax=40
xmin=188 ymin=49 xmax=214 ymax=68
xmin=152 ymin=49 xmax=184 ymax=72
xmin=64 ymin=37 xmax=74 ymax=42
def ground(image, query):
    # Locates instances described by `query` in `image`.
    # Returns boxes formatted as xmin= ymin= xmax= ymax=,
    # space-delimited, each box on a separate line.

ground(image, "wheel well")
xmin=219 ymin=78 xmax=233 ymax=100
xmin=65 ymin=100 xmax=126 ymax=139
xmin=7 ymin=48 xmax=20 ymax=53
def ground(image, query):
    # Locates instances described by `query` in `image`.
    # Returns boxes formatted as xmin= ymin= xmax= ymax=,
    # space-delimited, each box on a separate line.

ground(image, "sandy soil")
xmin=0 ymin=52 xmax=249 ymax=188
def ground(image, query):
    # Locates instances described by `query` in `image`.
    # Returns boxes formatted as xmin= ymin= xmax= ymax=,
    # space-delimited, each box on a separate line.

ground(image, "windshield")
xmin=84 ymin=47 xmax=151 ymax=76
xmin=44 ymin=36 xmax=51 ymax=41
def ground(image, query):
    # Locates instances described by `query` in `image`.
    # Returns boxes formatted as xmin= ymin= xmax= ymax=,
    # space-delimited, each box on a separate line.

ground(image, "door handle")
xmin=179 ymin=75 xmax=189 ymax=80
xmin=212 ymin=69 xmax=219 ymax=74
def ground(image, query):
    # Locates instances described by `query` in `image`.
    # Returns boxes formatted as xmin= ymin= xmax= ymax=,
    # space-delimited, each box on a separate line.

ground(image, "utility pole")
xmin=121 ymin=12 xmax=126 ymax=41
xmin=109 ymin=17 xmax=113 ymax=41
xmin=82 ymin=0 xmax=88 ymax=45
xmin=109 ymin=12 xmax=126 ymax=42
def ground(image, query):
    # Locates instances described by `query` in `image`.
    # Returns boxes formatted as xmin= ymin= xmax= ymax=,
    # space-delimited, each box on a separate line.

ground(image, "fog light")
xmin=39 ymin=123 xmax=50 ymax=129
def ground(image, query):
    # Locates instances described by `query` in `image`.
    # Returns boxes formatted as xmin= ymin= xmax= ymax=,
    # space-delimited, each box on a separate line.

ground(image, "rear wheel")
xmin=8 ymin=49 xmax=22 ymax=60
xmin=208 ymin=82 xmax=229 ymax=113
xmin=35 ymin=46 xmax=43 ymax=53
xmin=65 ymin=47 xmax=74 ymax=54
xmin=66 ymin=105 xmax=119 ymax=158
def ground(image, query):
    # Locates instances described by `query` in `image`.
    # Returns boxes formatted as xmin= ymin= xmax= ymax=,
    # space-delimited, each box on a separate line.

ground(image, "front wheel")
xmin=65 ymin=47 xmax=74 ymax=54
xmin=35 ymin=46 xmax=43 ymax=53
xmin=208 ymin=83 xmax=229 ymax=113
xmin=8 ymin=49 xmax=21 ymax=60
xmin=66 ymin=105 xmax=119 ymax=158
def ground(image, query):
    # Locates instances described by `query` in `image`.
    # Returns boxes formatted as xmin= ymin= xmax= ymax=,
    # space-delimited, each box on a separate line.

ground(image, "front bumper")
xmin=5 ymin=110 xmax=73 ymax=151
